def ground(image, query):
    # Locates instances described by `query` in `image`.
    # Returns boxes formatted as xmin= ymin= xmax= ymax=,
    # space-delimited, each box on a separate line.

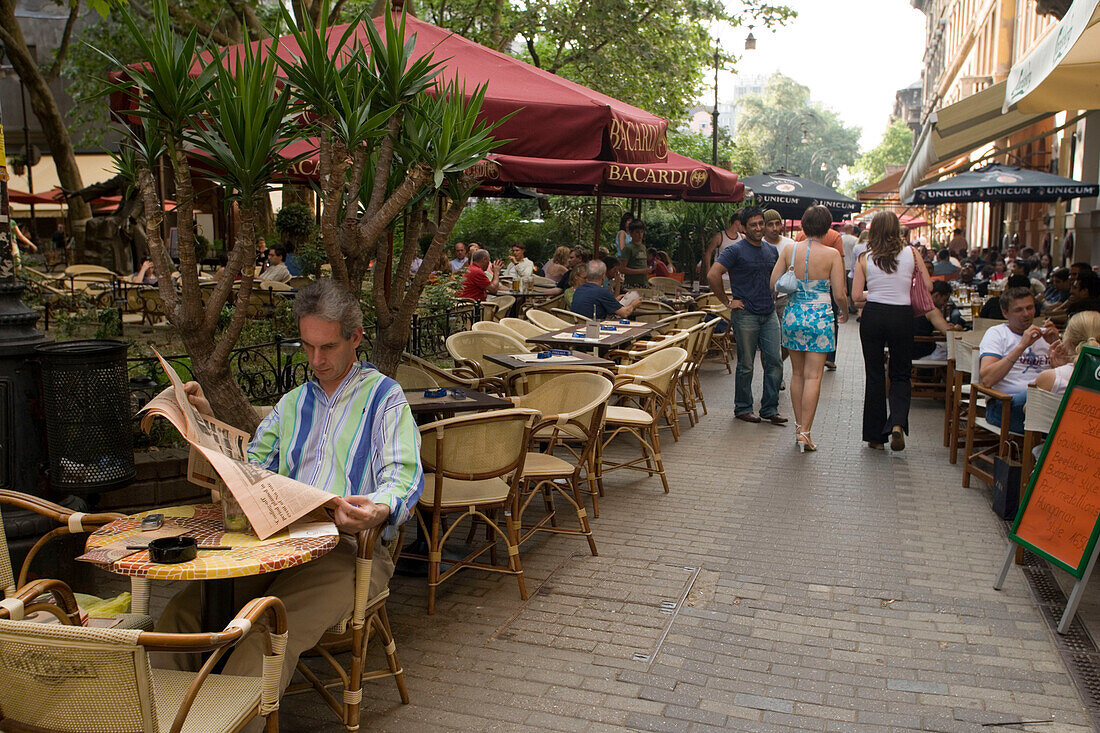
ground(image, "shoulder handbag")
xmin=909 ymin=246 xmax=935 ymax=315
xmin=774 ymin=244 xmax=800 ymax=295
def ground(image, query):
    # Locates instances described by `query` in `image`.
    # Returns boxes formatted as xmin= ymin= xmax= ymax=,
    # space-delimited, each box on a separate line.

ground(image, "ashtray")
xmin=572 ymin=332 xmax=585 ymax=338
xmin=423 ymin=388 xmax=447 ymax=398
xmin=148 ymin=536 xmax=197 ymax=564
xmin=536 ymin=351 xmax=553 ymax=359
xmin=619 ymin=319 xmax=631 ymax=324
xmin=600 ymin=325 xmax=617 ymax=331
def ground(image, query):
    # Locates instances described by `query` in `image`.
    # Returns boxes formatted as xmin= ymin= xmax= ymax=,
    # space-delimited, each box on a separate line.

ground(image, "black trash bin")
xmin=36 ymin=339 xmax=135 ymax=494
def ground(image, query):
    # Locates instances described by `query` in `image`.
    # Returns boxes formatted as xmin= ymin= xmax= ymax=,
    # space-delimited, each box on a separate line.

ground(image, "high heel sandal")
xmin=794 ymin=424 xmax=802 ymax=444
xmin=796 ymin=431 xmax=817 ymax=453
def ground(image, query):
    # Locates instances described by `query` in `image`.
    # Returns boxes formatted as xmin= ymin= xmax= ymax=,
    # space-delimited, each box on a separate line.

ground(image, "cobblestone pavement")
xmin=127 ymin=320 xmax=1098 ymax=731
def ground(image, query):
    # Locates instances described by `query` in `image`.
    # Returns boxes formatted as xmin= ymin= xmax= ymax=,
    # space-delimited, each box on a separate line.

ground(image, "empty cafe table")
xmin=483 ymin=351 xmax=615 ymax=370
xmin=525 ymin=321 xmax=655 ymax=354
xmin=403 ymin=387 xmax=512 ymax=418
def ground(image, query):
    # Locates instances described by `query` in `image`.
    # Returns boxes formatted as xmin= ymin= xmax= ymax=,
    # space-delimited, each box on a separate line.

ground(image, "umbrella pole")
xmin=593 ymin=189 xmax=603 ymax=259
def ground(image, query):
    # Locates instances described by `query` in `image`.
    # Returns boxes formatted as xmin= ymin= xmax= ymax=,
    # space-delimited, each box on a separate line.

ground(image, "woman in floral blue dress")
xmin=769 ymin=205 xmax=849 ymax=452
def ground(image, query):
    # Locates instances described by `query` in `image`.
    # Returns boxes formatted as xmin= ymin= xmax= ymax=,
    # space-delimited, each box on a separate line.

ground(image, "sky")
xmin=713 ymin=0 xmax=928 ymax=152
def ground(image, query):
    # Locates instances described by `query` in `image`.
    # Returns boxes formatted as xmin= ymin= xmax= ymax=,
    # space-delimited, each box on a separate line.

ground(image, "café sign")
xmin=607 ymin=163 xmax=707 ymax=189
xmin=608 ymin=117 xmax=669 ymax=163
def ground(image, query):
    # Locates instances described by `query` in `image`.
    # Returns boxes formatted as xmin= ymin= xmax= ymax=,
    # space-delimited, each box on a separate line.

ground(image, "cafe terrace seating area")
xmin=0 ymin=273 xmax=734 ymax=732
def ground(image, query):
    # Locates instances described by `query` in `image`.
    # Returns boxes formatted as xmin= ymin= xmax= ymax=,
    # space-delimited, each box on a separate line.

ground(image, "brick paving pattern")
xmin=113 ymin=321 xmax=1096 ymax=730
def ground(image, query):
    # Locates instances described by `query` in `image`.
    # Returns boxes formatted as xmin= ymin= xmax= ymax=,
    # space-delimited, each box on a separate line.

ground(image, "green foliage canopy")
xmin=844 ymin=118 xmax=915 ymax=195
xmin=736 ymin=72 xmax=860 ymax=187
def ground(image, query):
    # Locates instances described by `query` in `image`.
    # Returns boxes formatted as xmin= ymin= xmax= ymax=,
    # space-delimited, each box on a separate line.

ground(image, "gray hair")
xmin=585 ymin=259 xmax=607 ymax=282
xmin=292 ymin=279 xmax=363 ymax=339
xmin=471 ymin=249 xmax=490 ymax=265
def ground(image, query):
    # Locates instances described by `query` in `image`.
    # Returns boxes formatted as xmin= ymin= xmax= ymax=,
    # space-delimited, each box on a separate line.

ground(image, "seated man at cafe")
xmin=978 ymin=286 xmax=1055 ymax=433
xmin=570 ymin=259 xmax=639 ymax=320
xmin=951 ymin=262 xmax=986 ymax=297
xmin=456 ymin=248 xmax=502 ymax=301
xmin=1044 ymin=267 xmax=1072 ymax=306
xmin=503 ymin=242 xmax=535 ymax=280
xmin=156 ymin=279 xmax=424 ymax=722
xmin=258 ymin=246 xmax=292 ymax=283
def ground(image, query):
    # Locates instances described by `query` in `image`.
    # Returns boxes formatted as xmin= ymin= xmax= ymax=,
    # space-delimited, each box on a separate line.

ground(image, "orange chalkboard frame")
xmin=1010 ymin=346 xmax=1100 ymax=578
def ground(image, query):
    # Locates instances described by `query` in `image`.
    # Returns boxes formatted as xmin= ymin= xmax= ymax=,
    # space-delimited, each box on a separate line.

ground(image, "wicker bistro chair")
xmin=0 ymin=489 xmax=152 ymax=630
xmin=534 ymin=293 xmax=567 ymax=312
xmin=399 ymin=352 xmax=487 ymax=392
xmin=410 ymin=408 xmax=538 ymax=613
xmin=511 ymin=374 xmax=614 ymax=552
xmin=445 ymin=330 xmax=529 ymax=381
xmin=0 ymin=578 xmax=288 ymax=733
xmin=501 ymin=317 xmax=550 ymax=339
xmin=526 ymin=309 xmax=573 ymax=331
xmin=504 ymin=364 xmax=616 ymax=398
xmin=288 ymin=525 xmax=408 ymax=731
xmin=481 ymin=294 xmax=515 ymax=322
xmin=471 ymin=319 xmax=534 ymax=347
xmin=599 ymin=347 xmax=688 ymax=496
xmin=647 ymin=276 xmax=683 ymax=294
xmin=675 ymin=320 xmax=718 ymax=428
xmin=549 ymin=308 xmax=587 ymax=326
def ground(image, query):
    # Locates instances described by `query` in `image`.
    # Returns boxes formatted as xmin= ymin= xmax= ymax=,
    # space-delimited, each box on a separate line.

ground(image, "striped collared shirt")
xmin=248 ymin=362 xmax=423 ymax=539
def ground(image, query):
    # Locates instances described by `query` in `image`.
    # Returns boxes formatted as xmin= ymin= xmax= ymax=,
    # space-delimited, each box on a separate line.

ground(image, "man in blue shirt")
xmin=707 ymin=206 xmax=787 ymax=424
xmin=570 ymin=259 xmax=639 ymax=319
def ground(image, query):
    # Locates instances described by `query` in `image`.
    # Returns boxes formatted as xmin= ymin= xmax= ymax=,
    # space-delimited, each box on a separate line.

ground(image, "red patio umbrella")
xmin=7 ymin=187 xmax=65 ymax=205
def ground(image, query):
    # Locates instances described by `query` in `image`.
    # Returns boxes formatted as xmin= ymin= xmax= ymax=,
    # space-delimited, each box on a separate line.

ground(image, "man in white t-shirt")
xmin=978 ymin=286 xmax=1057 ymax=433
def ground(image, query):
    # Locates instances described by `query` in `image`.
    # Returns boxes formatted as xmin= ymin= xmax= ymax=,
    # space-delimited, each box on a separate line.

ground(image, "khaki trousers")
xmin=153 ymin=534 xmax=395 ymax=727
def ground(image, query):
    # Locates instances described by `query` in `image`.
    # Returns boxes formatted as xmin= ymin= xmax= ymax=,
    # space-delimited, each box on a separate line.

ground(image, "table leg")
xmin=200 ymin=578 xmax=237 ymax=632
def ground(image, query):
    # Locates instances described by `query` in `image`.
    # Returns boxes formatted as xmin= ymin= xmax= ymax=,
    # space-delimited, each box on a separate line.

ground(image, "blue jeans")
xmin=732 ymin=309 xmax=783 ymax=417
xmin=985 ymin=390 xmax=1027 ymax=434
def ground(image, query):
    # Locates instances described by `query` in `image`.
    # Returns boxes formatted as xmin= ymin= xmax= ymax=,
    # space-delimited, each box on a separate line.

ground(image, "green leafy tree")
xmin=736 ymin=72 xmax=860 ymax=187
xmin=415 ymin=0 xmax=795 ymax=123
xmin=844 ymin=118 xmax=915 ymax=195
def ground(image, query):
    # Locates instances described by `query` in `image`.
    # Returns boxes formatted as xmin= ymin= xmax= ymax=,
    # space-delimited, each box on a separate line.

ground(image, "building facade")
xmin=902 ymin=0 xmax=1100 ymax=262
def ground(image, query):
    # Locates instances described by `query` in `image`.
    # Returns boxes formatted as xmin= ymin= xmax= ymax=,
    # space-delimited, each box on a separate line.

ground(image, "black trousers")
xmin=859 ymin=302 xmax=914 ymax=443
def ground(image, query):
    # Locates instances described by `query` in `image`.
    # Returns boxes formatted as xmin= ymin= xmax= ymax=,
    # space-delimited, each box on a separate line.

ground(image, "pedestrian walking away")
xmin=708 ymin=206 xmax=786 ymax=425
xmin=770 ymin=205 xmax=847 ymax=452
xmin=852 ymin=211 xmax=933 ymax=451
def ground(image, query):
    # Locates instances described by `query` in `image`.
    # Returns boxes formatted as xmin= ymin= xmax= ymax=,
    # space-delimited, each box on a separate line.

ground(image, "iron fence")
xmin=127 ymin=303 xmax=480 ymax=406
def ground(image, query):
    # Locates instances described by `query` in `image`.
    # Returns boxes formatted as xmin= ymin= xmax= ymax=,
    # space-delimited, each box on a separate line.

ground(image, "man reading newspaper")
xmin=155 ymin=280 xmax=423 ymax=719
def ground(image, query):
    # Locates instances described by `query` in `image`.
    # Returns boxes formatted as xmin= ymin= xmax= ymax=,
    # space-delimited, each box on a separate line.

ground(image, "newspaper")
xmin=619 ymin=290 xmax=642 ymax=308
xmin=139 ymin=350 xmax=333 ymax=539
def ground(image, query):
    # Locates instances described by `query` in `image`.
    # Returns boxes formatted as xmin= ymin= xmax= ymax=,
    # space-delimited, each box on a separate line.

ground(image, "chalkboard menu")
xmin=1011 ymin=346 xmax=1100 ymax=578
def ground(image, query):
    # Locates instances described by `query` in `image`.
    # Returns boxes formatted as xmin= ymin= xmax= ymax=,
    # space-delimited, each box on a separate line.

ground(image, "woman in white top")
xmin=1035 ymin=310 xmax=1100 ymax=395
xmin=852 ymin=211 xmax=933 ymax=451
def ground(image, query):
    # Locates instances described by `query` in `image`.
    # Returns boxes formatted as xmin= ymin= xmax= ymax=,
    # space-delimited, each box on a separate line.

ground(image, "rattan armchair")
xmin=445 ymin=330 xmax=529 ymax=380
xmin=548 ymin=308 xmax=587 ymax=325
xmin=600 ymin=347 xmax=688 ymax=495
xmin=399 ymin=352 xmax=487 ymax=392
xmin=526 ymin=309 xmax=572 ymax=331
xmin=511 ymin=373 xmax=614 ymax=532
xmin=0 ymin=489 xmax=152 ymax=630
xmin=0 ymin=578 xmax=287 ymax=733
xmin=481 ymin=294 xmax=515 ymax=321
xmin=501 ymin=317 xmax=549 ymax=339
xmin=472 ymin=320 xmax=534 ymax=347
xmin=409 ymin=408 xmax=538 ymax=613
xmin=647 ymin=276 xmax=683 ymax=294
xmin=504 ymin=365 xmax=616 ymax=398
xmin=288 ymin=525 xmax=408 ymax=730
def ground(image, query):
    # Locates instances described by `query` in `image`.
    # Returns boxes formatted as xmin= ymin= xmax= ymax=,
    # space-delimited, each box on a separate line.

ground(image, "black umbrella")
xmin=907 ymin=163 xmax=1098 ymax=205
xmin=740 ymin=170 xmax=862 ymax=220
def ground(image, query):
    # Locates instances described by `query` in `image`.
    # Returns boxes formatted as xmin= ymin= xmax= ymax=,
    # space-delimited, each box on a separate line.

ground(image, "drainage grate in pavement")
xmin=1019 ymin=549 xmax=1100 ymax=723
xmin=490 ymin=557 xmax=697 ymax=664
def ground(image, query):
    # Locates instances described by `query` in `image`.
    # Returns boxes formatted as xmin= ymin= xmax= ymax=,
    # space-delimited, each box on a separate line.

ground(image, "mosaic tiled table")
xmin=81 ymin=503 xmax=339 ymax=629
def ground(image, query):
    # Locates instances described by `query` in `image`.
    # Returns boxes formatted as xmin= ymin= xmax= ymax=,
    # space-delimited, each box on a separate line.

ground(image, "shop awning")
xmin=898 ymin=81 xmax=1049 ymax=203
xmin=1003 ymin=0 xmax=1100 ymax=113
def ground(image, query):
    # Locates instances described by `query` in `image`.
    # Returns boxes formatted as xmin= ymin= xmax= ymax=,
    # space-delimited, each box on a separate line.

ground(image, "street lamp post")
xmin=712 ymin=45 xmax=719 ymax=166
xmin=810 ymin=145 xmax=849 ymax=187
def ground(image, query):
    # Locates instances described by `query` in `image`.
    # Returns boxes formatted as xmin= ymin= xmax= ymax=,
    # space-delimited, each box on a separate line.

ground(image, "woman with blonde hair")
xmin=544 ymin=245 xmax=571 ymax=281
xmin=852 ymin=211 xmax=933 ymax=451
xmin=770 ymin=205 xmax=848 ymax=452
xmin=1035 ymin=311 xmax=1100 ymax=395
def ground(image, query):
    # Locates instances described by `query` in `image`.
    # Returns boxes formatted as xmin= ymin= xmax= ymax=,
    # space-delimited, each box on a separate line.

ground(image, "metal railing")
xmin=126 ymin=302 xmax=480 ymax=406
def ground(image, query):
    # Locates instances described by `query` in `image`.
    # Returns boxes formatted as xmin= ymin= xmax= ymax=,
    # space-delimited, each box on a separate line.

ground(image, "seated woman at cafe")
xmin=1035 ymin=310 xmax=1100 ymax=396
xmin=570 ymin=259 xmax=639 ymax=320
xmin=544 ymin=245 xmax=570 ymax=281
